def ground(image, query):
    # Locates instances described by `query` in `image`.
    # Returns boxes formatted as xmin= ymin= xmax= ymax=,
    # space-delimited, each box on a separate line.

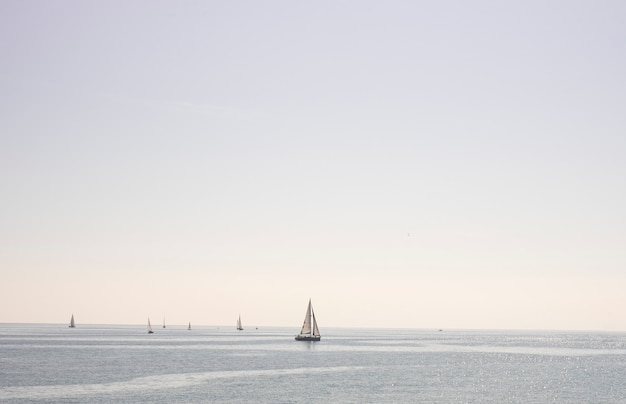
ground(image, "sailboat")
xmin=147 ymin=318 xmax=154 ymax=334
xmin=69 ymin=314 xmax=76 ymax=328
xmin=295 ymin=299 xmax=320 ymax=341
xmin=188 ymin=322 xmax=191 ymax=330
xmin=163 ymin=316 xmax=166 ymax=329
xmin=237 ymin=315 xmax=243 ymax=331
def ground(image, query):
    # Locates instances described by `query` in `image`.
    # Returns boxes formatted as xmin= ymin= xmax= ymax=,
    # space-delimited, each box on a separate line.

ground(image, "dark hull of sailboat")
xmin=295 ymin=335 xmax=320 ymax=341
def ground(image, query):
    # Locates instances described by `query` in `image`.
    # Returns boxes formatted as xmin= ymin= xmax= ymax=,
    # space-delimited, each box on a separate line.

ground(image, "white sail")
xmin=147 ymin=318 xmax=153 ymax=333
xmin=163 ymin=317 xmax=166 ymax=329
xmin=312 ymin=311 xmax=320 ymax=337
xmin=188 ymin=322 xmax=191 ymax=330
xmin=300 ymin=300 xmax=312 ymax=335
xmin=69 ymin=314 xmax=75 ymax=328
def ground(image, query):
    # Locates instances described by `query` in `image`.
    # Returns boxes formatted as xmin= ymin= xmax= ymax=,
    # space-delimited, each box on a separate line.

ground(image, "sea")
xmin=1 ymin=324 xmax=626 ymax=403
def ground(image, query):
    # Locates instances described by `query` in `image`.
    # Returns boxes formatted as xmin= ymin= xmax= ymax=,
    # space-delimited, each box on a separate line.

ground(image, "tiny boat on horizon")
xmin=295 ymin=299 xmax=320 ymax=342
xmin=237 ymin=315 xmax=243 ymax=331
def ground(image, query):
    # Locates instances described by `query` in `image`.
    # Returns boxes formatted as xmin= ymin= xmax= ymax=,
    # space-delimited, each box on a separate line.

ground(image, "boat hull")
xmin=295 ymin=335 xmax=320 ymax=341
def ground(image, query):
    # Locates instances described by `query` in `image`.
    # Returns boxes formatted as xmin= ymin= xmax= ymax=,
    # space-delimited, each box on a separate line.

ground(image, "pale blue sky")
xmin=1 ymin=1 xmax=625 ymax=330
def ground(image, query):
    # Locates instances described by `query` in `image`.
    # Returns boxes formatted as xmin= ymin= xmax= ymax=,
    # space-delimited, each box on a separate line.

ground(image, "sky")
xmin=1 ymin=1 xmax=625 ymax=331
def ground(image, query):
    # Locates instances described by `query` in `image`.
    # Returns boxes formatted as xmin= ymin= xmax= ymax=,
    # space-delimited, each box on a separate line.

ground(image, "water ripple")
xmin=0 ymin=366 xmax=363 ymax=400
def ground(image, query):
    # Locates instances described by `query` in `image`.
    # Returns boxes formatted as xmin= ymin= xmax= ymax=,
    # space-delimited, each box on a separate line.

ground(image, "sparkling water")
xmin=1 ymin=324 xmax=625 ymax=403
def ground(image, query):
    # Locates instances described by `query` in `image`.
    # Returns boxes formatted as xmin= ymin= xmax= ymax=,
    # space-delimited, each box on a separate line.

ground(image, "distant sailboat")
xmin=163 ymin=316 xmax=166 ymax=329
xmin=69 ymin=314 xmax=76 ymax=328
xmin=188 ymin=322 xmax=191 ymax=330
xmin=147 ymin=318 xmax=154 ymax=334
xmin=295 ymin=299 xmax=320 ymax=341
xmin=237 ymin=315 xmax=243 ymax=331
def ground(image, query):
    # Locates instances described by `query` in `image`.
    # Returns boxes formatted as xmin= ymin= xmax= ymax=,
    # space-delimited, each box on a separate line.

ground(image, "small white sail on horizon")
xmin=295 ymin=299 xmax=320 ymax=341
xmin=147 ymin=318 xmax=154 ymax=334
xmin=69 ymin=314 xmax=75 ymax=328
xmin=188 ymin=322 xmax=191 ymax=330
xmin=163 ymin=316 xmax=166 ymax=329
xmin=237 ymin=315 xmax=243 ymax=331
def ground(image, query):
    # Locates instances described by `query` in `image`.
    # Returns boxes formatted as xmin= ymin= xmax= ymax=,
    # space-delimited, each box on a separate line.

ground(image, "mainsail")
xmin=69 ymin=314 xmax=75 ymax=328
xmin=147 ymin=318 xmax=154 ymax=334
xmin=312 ymin=310 xmax=320 ymax=337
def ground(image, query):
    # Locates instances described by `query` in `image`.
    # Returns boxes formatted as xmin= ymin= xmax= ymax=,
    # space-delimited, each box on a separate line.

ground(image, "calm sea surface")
xmin=1 ymin=324 xmax=625 ymax=403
